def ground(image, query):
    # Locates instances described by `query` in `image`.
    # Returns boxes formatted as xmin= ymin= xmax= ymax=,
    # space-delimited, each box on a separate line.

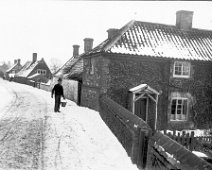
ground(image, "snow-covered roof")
xmin=55 ymin=54 xmax=83 ymax=80
xmin=16 ymin=61 xmax=38 ymax=77
xmin=63 ymin=57 xmax=83 ymax=80
xmin=6 ymin=62 xmax=18 ymax=73
xmin=129 ymin=84 xmax=159 ymax=95
xmin=87 ymin=20 xmax=212 ymax=61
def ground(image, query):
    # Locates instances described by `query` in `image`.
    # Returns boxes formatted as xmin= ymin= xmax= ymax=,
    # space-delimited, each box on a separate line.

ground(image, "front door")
xmin=135 ymin=98 xmax=147 ymax=121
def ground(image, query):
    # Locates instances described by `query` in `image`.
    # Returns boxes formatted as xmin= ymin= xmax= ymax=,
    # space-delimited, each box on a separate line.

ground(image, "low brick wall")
xmin=99 ymin=95 xmax=152 ymax=168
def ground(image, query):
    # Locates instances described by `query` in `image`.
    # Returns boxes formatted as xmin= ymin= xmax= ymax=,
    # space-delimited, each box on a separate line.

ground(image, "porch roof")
xmin=129 ymin=84 xmax=159 ymax=95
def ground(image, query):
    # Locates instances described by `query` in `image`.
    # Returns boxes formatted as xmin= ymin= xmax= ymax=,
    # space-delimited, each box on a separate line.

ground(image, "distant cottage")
xmin=80 ymin=10 xmax=212 ymax=131
xmin=0 ymin=63 xmax=9 ymax=78
xmin=5 ymin=59 xmax=22 ymax=80
xmin=14 ymin=53 xmax=52 ymax=86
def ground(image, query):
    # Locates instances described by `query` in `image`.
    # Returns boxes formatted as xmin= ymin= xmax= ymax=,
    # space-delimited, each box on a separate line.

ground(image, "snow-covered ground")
xmin=0 ymin=80 xmax=15 ymax=116
xmin=0 ymin=78 xmax=138 ymax=170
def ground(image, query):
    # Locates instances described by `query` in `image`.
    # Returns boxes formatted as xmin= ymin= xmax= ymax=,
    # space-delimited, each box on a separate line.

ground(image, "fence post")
xmin=185 ymin=133 xmax=189 ymax=149
xmin=190 ymin=131 xmax=194 ymax=151
xmin=182 ymin=131 xmax=185 ymax=146
xmin=176 ymin=132 xmax=180 ymax=143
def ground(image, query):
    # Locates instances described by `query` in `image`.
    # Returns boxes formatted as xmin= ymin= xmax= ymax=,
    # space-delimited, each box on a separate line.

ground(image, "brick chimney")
xmin=32 ymin=53 xmax=37 ymax=63
xmin=73 ymin=45 xmax=80 ymax=57
xmin=84 ymin=38 xmax=94 ymax=53
xmin=176 ymin=10 xmax=194 ymax=30
xmin=14 ymin=59 xmax=17 ymax=64
xmin=17 ymin=59 xmax=20 ymax=65
xmin=107 ymin=28 xmax=119 ymax=39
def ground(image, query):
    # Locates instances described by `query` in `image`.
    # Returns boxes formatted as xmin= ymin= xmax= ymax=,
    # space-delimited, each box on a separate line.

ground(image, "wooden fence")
xmin=161 ymin=130 xmax=212 ymax=152
xmin=162 ymin=130 xmax=195 ymax=151
xmin=196 ymin=136 xmax=212 ymax=144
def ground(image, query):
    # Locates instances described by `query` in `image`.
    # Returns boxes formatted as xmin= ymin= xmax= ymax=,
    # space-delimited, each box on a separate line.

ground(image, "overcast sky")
xmin=0 ymin=1 xmax=212 ymax=66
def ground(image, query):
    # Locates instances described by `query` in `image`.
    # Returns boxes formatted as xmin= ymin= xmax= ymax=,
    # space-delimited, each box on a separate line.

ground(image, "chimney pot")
xmin=83 ymin=38 xmax=94 ymax=53
xmin=17 ymin=59 xmax=20 ymax=65
xmin=73 ymin=45 xmax=80 ymax=57
xmin=176 ymin=10 xmax=193 ymax=30
xmin=107 ymin=28 xmax=119 ymax=39
xmin=33 ymin=53 xmax=37 ymax=63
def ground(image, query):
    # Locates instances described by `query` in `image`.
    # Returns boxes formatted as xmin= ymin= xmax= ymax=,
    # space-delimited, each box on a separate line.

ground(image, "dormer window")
xmin=173 ymin=61 xmax=190 ymax=78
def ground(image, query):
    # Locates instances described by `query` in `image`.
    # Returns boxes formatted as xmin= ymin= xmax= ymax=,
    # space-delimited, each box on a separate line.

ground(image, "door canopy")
xmin=129 ymin=84 xmax=160 ymax=130
xmin=129 ymin=84 xmax=159 ymax=103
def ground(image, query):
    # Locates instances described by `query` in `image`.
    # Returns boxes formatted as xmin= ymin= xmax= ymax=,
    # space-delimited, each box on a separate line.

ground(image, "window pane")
xmin=182 ymin=65 xmax=189 ymax=75
xmin=172 ymin=99 xmax=176 ymax=105
xmin=178 ymin=100 xmax=182 ymax=104
xmin=174 ymin=63 xmax=182 ymax=75
xmin=171 ymin=99 xmax=176 ymax=115
xmin=177 ymin=109 xmax=181 ymax=114
xmin=171 ymin=108 xmax=175 ymax=115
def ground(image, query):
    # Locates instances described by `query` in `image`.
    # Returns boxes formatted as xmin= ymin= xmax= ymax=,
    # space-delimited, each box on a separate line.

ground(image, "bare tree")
xmin=49 ymin=58 xmax=63 ymax=75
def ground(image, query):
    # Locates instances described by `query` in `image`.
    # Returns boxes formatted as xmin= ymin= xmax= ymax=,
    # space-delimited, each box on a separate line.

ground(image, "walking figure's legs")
xmin=54 ymin=95 xmax=61 ymax=112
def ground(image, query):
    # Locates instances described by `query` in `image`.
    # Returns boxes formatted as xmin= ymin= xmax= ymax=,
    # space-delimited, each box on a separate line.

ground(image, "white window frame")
xmin=170 ymin=97 xmax=188 ymax=121
xmin=173 ymin=61 xmax=190 ymax=78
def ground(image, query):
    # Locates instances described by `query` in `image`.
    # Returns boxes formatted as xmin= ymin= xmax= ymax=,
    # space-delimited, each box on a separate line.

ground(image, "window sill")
xmin=172 ymin=75 xmax=190 ymax=79
xmin=169 ymin=120 xmax=188 ymax=122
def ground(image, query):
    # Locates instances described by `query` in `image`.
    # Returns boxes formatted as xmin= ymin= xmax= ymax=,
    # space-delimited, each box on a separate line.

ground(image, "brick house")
xmin=14 ymin=53 xmax=52 ymax=86
xmin=80 ymin=10 xmax=212 ymax=131
xmin=5 ymin=59 xmax=22 ymax=80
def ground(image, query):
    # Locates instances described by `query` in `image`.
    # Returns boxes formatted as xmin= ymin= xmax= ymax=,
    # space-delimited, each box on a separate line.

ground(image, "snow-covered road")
xmin=0 ymin=79 xmax=137 ymax=170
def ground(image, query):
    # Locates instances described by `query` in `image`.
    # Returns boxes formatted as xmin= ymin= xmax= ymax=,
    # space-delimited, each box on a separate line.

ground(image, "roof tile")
xmin=89 ymin=20 xmax=212 ymax=61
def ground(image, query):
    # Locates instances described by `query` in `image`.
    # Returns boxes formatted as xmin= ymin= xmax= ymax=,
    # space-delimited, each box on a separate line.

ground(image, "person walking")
xmin=51 ymin=78 xmax=65 ymax=112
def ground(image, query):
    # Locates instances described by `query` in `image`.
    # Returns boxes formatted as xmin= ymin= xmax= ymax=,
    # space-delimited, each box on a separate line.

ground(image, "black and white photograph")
xmin=0 ymin=0 xmax=212 ymax=169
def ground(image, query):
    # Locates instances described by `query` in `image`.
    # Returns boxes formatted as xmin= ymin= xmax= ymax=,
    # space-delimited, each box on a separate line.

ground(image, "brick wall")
xmin=103 ymin=55 xmax=167 ymax=129
xmin=82 ymin=53 xmax=212 ymax=130
xmin=81 ymin=56 xmax=102 ymax=110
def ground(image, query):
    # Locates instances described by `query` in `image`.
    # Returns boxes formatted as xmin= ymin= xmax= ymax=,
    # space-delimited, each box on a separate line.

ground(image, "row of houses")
xmin=4 ymin=10 xmax=211 ymax=131
xmin=5 ymin=53 xmax=52 ymax=87
xmin=56 ymin=10 xmax=212 ymax=131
